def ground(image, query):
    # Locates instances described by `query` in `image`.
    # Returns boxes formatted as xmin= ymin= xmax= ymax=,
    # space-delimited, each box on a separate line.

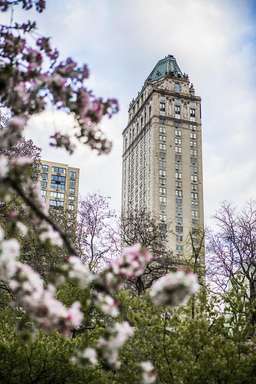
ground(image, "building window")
xmin=192 ymin=200 xmax=199 ymax=208
xmin=49 ymin=200 xmax=64 ymax=208
xmin=191 ymin=166 xmax=198 ymax=175
xmin=41 ymin=181 xmax=47 ymax=190
xmin=41 ymin=164 xmax=48 ymax=173
xmin=175 ymin=162 xmax=182 ymax=171
xmin=159 ymin=169 xmax=166 ymax=177
xmin=175 ymin=172 xmax=182 ymax=179
xmin=50 ymin=175 xmax=66 ymax=190
xmin=191 ymin=175 xmax=198 ymax=182
xmin=176 ymin=181 xmax=182 ymax=188
xmin=159 ymin=135 xmax=166 ymax=142
xmin=160 ymin=214 xmax=167 ymax=222
xmin=160 ymin=196 xmax=167 ymax=204
xmin=69 ymin=180 xmax=76 ymax=189
xmin=175 ymin=105 xmax=181 ymax=118
xmin=159 ymin=160 xmax=166 ymax=169
xmin=176 ymin=225 xmax=183 ymax=233
xmin=190 ymin=108 xmax=196 ymax=117
xmin=41 ymin=172 xmax=48 ymax=180
xmin=160 ymin=143 xmax=166 ymax=151
xmin=190 ymin=149 xmax=197 ymax=156
xmin=175 ymin=83 xmax=181 ymax=93
xmin=176 ymin=244 xmax=183 ymax=252
xmin=41 ymin=190 xmax=46 ymax=197
xmin=160 ymin=126 xmax=166 ymax=134
xmin=190 ymin=124 xmax=196 ymax=131
xmin=190 ymin=140 xmax=197 ymax=147
xmin=176 ymin=190 xmax=182 ymax=197
xmin=175 ymin=154 xmax=182 ymax=162
xmin=50 ymin=191 xmax=65 ymax=200
xmin=191 ymin=192 xmax=198 ymax=199
xmin=175 ymin=129 xmax=181 ymax=137
xmin=190 ymin=132 xmax=197 ymax=139
xmin=192 ymin=210 xmax=198 ymax=218
xmin=175 ymin=138 xmax=182 ymax=145
xmin=160 ymin=101 xmax=166 ymax=112
xmin=175 ymin=146 xmax=181 ymax=153
xmin=160 ymin=187 xmax=166 ymax=195
xmin=176 ymin=235 xmax=183 ymax=242
xmin=160 ymin=178 xmax=166 ymax=186
xmin=192 ymin=184 xmax=198 ymax=192
xmin=52 ymin=167 xmax=65 ymax=174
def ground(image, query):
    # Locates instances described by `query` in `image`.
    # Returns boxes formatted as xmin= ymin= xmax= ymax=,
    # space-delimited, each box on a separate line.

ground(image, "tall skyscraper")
xmin=40 ymin=160 xmax=79 ymax=214
xmin=121 ymin=55 xmax=204 ymax=259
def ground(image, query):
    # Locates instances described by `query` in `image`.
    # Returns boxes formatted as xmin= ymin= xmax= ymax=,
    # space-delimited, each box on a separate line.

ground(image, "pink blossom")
xmin=97 ymin=321 xmax=134 ymax=368
xmin=95 ymin=293 xmax=119 ymax=317
xmin=140 ymin=361 xmax=157 ymax=384
xmin=12 ymin=157 xmax=33 ymax=167
xmin=68 ymin=256 xmax=93 ymax=288
xmin=150 ymin=271 xmax=199 ymax=306
xmin=0 ymin=156 xmax=9 ymax=178
xmin=111 ymin=244 xmax=152 ymax=279
xmin=8 ymin=116 xmax=25 ymax=132
xmin=39 ymin=224 xmax=63 ymax=247
xmin=66 ymin=302 xmax=83 ymax=329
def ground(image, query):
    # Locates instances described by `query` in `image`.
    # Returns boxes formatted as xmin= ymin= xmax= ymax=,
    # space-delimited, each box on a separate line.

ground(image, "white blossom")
xmin=140 ymin=361 xmax=157 ymax=384
xmin=95 ymin=293 xmax=119 ymax=317
xmin=111 ymin=244 xmax=152 ymax=278
xmin=16 ymin=221 xmax=28 ymax=237
xmin=39 ymin=224 xmax=63 ymax=247
xmin=0 ymin=236 xmax=83 ymax=334
xmin=0 ymin=238 xmax=20 ymax=278
xmin=0 ymin=226 xmax=4 ymax=242
xmin=68 ymin=256 xmax=93 ymax=288
xmin=150 ymin=271 xmax=199 ymax=306
xmin=0 ymin=156 xmax=9 ymax=178
xmin=12 ymin=156 xmax=33 ymax=166
xmin=98 ymin=321 xmax=134 ymax=368
xmin=82 ymin=347 xmax=98 ymax=365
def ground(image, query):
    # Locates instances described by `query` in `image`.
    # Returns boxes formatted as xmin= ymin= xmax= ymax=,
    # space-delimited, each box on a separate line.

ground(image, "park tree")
xmin=76 ymin=193 xmax=120 ymax=271
xmin=121 ymin=209 xmax=176 ymax=295
xmin=208 ymin=201 xmax=256 ymax=330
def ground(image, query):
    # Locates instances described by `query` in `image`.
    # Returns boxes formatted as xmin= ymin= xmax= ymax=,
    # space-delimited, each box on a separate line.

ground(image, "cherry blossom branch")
xmin=6 ymin=176 xmax=77 ymax=256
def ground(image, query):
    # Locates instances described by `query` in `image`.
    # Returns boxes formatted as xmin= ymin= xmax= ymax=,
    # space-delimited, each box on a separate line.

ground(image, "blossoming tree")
xmin=0 ymin=1 xmax=199 ymax=381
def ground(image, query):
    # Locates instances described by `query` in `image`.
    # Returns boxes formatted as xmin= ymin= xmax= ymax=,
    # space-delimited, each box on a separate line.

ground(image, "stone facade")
xmin=122 ymin=55 xmax=204 ymax=262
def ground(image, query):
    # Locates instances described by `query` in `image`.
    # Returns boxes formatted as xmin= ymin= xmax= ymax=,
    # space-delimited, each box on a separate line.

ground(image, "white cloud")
xmin=25 ymin=0 xmax=256 ymax=224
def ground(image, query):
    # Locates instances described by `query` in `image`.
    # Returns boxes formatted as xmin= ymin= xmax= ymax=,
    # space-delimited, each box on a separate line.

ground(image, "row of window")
xmin=41 ymin=165 xmax=77 ymax=177
xmin=159 ymin=102 xmax=196 ymax=120
xmin=49 ymin=199 xmax=75 ymax=210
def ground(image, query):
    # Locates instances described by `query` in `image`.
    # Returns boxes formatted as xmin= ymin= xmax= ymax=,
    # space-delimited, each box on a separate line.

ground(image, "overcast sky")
xmin=20 ymin=0 xmax=256 ymax=225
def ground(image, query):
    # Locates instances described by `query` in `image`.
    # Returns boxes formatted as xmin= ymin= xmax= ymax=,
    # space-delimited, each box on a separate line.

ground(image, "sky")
xmin=14 ymin=0 xmax=256 ymax=226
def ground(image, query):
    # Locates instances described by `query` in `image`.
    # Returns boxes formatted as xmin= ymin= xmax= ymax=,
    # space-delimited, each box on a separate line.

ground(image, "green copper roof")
xmin=146 ymin=55 xmax=183 ymax=82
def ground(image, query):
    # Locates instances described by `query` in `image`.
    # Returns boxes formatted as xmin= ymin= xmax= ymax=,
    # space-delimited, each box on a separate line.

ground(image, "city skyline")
xmin=21 ymin=0 xmax=256 ymax=226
